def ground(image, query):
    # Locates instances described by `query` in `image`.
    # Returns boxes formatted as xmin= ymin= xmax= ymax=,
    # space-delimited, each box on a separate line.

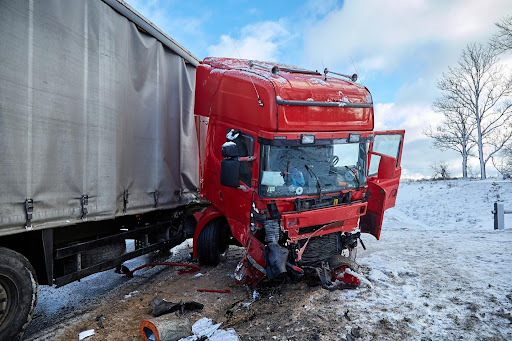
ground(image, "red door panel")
xmin=360 ymin=131 xmax=404 ymax=240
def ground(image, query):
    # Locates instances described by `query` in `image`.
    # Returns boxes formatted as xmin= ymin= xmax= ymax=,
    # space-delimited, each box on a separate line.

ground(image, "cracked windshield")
xmin=260 ymin=142 xmax=367 ymax=197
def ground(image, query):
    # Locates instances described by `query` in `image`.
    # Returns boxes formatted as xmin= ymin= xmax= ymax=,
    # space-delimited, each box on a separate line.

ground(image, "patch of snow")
xmin=240 ymin=71 xmax=271 ymax=83
xmin=180 ymin=317 xmax=238 ymax=341
xmin=210 ymin=69 xmax=226 ymax=75
xmin=222 ymin=141 xmax=236 ymax=147
xmin=191 ymin=318 xmax=222 ymax=338
xmin=344 ymin=268 xmax=373 ymax=288
xmin=123 ymin=290 xmax=139 ymax=299
xmin=309 ymin=78 xmax=329 ymax=86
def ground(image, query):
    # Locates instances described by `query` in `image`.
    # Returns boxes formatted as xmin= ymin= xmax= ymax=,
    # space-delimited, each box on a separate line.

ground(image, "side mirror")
xmin=377 ymin=154 xmax=396 ymax=179
xmin=222 ymin=141 xmax=240 ymax=157
xmin=221 ymin=159 xmax=240 ymax=187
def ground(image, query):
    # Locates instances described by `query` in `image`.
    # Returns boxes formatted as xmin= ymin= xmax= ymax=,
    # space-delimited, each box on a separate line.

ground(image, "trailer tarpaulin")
xmin=0 ymin=0 xmax=199 ymax=236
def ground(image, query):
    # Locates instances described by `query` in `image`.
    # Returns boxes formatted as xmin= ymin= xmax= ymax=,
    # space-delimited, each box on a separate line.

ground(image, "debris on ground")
xmin=179 ymin=317 xmax=239 ymax=341
xmin=241 ymin=290 xmax=259 ymax=307
xmin=150 ymin=295 xmax=204 ymax=317
xmin=196 ymin=289 xmax=231 ymax=294
xmin=95 ymin=315 xmax=105 ymax=329
xmin=140 ymin=316 xmax=191 ymax=341
xmin=124 ymin=290 xmax=139 ymax=299
xmin=78 ymin=329 xmax=95 ymax=340
xmin=115 ymin=262 xmax=201 ymax=278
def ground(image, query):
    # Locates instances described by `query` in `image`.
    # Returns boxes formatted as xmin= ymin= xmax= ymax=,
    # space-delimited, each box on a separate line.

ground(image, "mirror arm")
xmin=238 ymin=156 xmax=257 ymax=162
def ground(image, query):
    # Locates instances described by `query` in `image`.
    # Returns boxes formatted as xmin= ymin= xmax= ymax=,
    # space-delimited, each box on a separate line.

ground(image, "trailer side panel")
xmin=0 ymin=0 xmax=199 ymax=236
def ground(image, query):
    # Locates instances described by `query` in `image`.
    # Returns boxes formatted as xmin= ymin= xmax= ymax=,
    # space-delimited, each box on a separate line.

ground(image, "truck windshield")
xmin=260 ymin=142 xmax=367 ymax=198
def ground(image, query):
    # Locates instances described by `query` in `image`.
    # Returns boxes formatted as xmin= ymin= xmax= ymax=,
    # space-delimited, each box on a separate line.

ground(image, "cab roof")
xmin=202 ymin=57 xmax=372 ymax=105
xmin=196 ymin=57 xmax=374 ymax=132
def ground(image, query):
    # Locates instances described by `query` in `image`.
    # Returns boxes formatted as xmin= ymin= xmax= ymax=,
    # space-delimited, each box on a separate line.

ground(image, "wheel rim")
xmin=0 ymin=278 xmax=10 ymax=326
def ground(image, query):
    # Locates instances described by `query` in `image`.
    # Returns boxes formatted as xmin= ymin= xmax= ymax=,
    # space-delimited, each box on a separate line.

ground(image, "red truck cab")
xmin=193 ymin=57 xmax=404 ymax=286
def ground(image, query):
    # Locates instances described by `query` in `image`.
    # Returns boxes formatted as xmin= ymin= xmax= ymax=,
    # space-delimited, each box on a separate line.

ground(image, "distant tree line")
xmin=425 ymin=15 xmax=512 ymax=179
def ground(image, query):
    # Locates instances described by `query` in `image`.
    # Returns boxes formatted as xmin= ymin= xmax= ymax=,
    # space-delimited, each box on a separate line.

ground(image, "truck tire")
xmin=81 ymin=241 xmax=126 ymax=269
xmin=197 ymin=220 xmax=229 ymax=266
xmin=0 ymin=247 xmax=38 ymax=341
xmin=328 ymin=255 xmax=359 ymax=272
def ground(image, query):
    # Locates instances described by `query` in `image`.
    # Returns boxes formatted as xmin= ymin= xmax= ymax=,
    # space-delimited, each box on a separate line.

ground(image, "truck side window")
xmin=369 ymin=134 xmax=402 ymax=176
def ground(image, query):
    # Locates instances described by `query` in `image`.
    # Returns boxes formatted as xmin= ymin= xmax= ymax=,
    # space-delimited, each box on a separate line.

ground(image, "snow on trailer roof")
xmin=102 ymin=0 xmax=200 ymax=67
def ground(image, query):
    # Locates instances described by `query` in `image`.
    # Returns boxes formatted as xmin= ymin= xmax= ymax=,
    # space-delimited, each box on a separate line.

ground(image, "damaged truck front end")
xmin=232 ymin=132 xmax=374 ymax=287
xmin=192 ymin=57 xmax=405 ymax=289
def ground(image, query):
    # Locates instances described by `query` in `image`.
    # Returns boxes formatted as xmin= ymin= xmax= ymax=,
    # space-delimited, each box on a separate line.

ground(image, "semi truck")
xmin=0 ymin=0 xmax=404 ymax=339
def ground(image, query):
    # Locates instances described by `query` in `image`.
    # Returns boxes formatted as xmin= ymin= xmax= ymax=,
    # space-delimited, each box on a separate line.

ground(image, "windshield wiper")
xmin=304 ymin=164 xmax=322 ymax=198
xmin=344 ymin=166 xmax=361 ymax=189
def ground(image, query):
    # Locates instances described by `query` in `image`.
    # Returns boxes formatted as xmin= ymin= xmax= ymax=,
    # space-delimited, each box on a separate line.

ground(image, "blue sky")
xmin=127 ymin=0 xmax=512 ymax=178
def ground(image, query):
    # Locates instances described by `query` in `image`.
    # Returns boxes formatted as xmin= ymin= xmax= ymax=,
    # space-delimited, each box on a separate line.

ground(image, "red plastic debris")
xmin=332 ymin=265 xmax=360 ymax=286
xmin=115 ymin=262 xmax=201 ymax=278
xmin=197 ymin=289 xmax=231 ymax=294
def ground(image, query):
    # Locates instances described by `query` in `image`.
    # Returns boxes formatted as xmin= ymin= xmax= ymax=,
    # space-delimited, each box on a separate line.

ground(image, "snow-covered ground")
xmin=328 ymin=179 xmax=512 ymax=339
xmin=24 ymin=179 xmax=512 ymax=340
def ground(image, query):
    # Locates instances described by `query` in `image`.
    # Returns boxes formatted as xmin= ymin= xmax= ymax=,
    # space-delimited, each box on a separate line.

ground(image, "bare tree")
xmin=435 ymin=43 xmax=512 ymax=179
xmin=431 ymin=162 xmax=451 ymax=180
xmin=492 ymin=16 xmax=512 ymax=53
xmin=424 ymin=102 xmax=475 ymax=179
xmin=491 ymin=145 xmax=512 ymax=179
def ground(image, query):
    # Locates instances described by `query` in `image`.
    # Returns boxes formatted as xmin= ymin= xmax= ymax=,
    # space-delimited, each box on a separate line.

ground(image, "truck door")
xmin=360 ymin=130 xmax=405 ymax=239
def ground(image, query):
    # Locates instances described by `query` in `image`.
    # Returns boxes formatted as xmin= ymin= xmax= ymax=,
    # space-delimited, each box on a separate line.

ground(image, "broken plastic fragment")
xmin=179 ymin=318 xmax=239 ymax=341
xmin=78 ymin=329 xmax=95 ymax=341
xmin=192 ymin=317 xmax=222 ymax=338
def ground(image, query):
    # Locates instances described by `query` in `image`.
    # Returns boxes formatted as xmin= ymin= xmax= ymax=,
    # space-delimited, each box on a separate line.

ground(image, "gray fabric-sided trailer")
xmin=0 ymin=0 xmax=200 ymax=237
xmin=0 ymin=1 xmax=202 ymax=339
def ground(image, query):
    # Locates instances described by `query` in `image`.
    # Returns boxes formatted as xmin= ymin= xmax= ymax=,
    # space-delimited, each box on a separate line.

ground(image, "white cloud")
xmin=303 ymin=0 xmax=512 ymax=74
xmin=374 ymin=102 xmax=443 ymax=143
xmin=207 ymin=21 xmax=290 ymax=61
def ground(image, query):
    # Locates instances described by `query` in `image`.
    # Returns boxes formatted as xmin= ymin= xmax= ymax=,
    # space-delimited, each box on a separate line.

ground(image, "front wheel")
xmin=0 ymin=247 xmax=38 ymax=341
xmin=196 ymin=220 xmax=230 ymax=266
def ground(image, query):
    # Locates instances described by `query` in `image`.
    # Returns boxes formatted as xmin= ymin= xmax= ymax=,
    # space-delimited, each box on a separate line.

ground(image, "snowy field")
xmin=24 ymin=179 xmax=512 ymax=340
xmin=331 ymin=179 xmax=512 ymax=339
